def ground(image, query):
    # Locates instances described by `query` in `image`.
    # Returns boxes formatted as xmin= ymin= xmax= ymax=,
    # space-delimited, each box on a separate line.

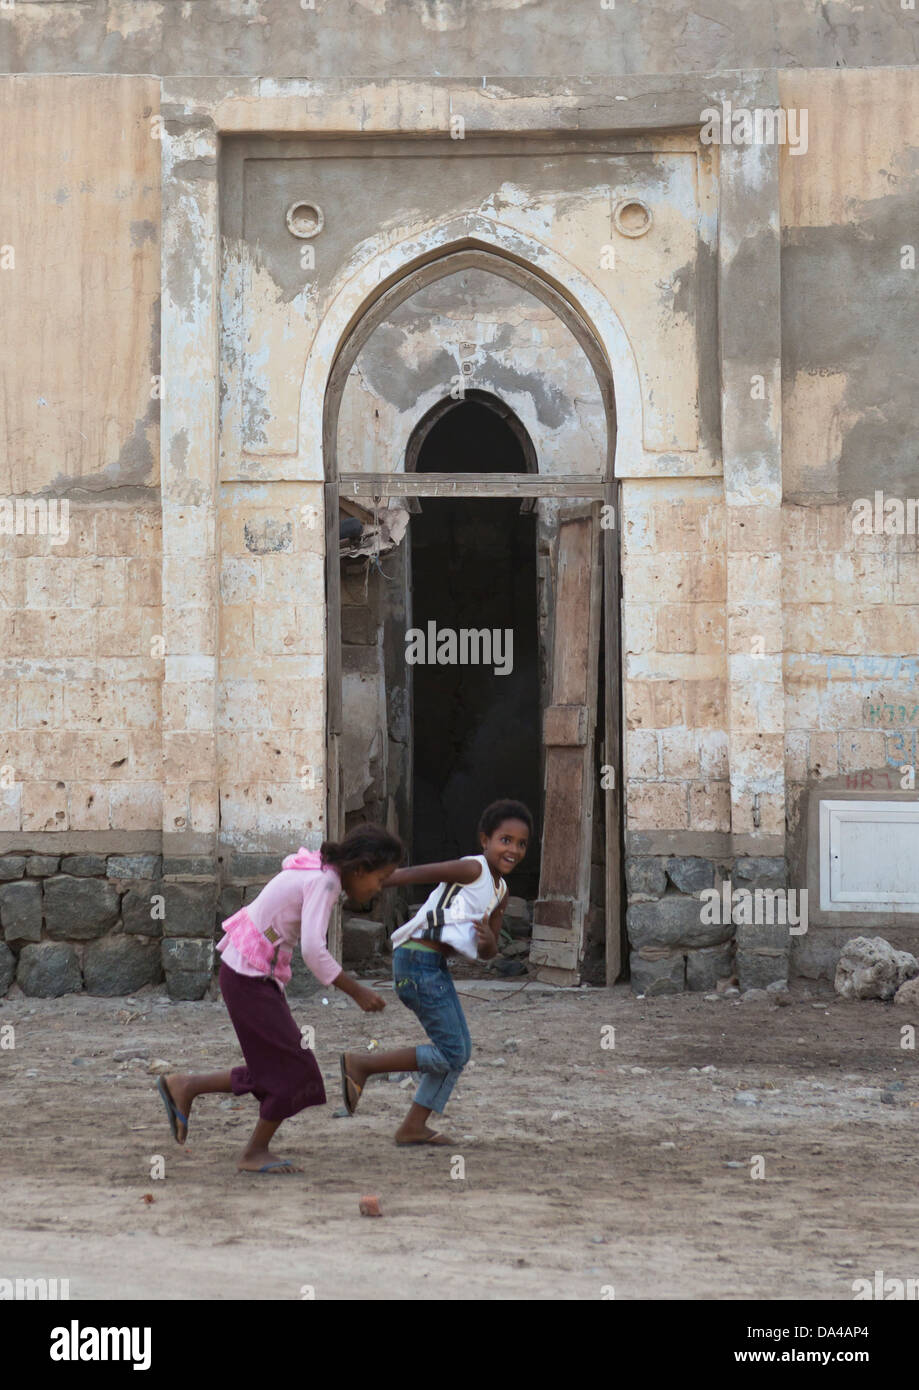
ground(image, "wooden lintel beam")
xmin=339 ymin=473 xmax=606 ymax=499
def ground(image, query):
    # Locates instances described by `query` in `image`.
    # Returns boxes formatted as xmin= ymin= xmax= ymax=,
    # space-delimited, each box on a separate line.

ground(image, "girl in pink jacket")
xmin=156 ymin=824 xmax=403 ymax=1175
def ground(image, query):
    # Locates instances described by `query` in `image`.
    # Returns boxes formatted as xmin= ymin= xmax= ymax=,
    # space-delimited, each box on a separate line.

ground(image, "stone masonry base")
xmin=0 ymin=851 xmax=824 ymax=999
xmin=626 ymin=855 xmax=790 ymax=995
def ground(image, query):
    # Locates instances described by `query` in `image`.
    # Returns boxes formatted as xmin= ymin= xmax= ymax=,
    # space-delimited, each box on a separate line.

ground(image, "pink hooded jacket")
xmin=216 ymin=848 xmax=342 ymax=988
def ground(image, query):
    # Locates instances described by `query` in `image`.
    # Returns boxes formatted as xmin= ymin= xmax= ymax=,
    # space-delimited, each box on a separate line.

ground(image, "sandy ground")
xmin=1 ymin=974 xmax=917 ymax=1302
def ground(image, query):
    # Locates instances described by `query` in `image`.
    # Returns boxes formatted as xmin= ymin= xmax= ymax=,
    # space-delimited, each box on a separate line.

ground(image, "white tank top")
xmin=390 ymin=855 xmax=507 ymax=961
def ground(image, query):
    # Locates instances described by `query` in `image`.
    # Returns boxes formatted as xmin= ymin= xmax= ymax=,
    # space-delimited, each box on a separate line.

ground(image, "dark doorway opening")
xmin=406 ymin=390 xmax=537 ymax=476
xmin=410 ymin=401 xmax=541 ymax=899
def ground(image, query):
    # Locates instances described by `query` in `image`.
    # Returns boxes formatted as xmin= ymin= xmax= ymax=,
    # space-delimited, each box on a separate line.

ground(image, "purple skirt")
xmin=219 ymin=962 xmax=326 ymax=1122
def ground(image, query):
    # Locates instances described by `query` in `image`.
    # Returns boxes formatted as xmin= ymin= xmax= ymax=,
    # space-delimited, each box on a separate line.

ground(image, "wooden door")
xmin=603 ymin=480 xmax=623 ymax=984
xmin=532 ymin=504 xmax=602 ymax=985
xmin=324 ymin=478 xmax=343 ymax=961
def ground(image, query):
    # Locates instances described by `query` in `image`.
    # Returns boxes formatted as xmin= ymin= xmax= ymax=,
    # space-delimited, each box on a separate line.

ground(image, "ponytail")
xmin=320 ymin=823 xmax=405 ymax=875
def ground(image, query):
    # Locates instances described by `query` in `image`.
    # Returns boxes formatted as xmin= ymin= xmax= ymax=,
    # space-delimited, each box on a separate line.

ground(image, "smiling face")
xmin=480 ymin=818 xmax=529 ymax=878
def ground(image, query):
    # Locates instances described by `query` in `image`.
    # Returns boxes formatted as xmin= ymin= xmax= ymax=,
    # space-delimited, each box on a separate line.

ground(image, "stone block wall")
xmin=621 ymin=479 xmax=731 ymax=845
xmin=215 ymin=481 xmax=327 ymax=859
xmin=0 ymin=501 xmax=164 ymax=837
xmin=626 ymin=854 xmax=788 ymax=995
xmin=0 ymin=853 xmax=214 ymax=1000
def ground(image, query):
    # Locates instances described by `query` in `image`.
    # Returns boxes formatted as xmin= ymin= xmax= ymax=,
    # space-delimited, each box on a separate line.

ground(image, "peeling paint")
xmin=130 ymin=219 xmax=157 ymax=246
xmin=221 ymin=140 xmax=705 ymax=466
xmin=169 ymin=427 xmax=190 ymax=478
xmin=171 ymin=158 xmax=218 ymax=182
xmin=112 ymin=409 xmax=156 ymax=487
xmin=337 ymin=268 xmax=604 ymax=476
xmin=783 ymin=194 xmax=919 ymax=497
xmin=4 ymin=1 xmax=918 ymax=81
xmin=243 ymin=518 xmax=293 ymax=553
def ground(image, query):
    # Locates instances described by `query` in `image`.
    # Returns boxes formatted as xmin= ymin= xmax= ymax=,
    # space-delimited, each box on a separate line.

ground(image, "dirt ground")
xmin=1 ymin=973 xmax=917 ymax=1301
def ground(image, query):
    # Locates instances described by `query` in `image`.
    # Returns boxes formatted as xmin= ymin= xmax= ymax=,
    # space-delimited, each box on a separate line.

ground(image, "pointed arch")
xmin=404 ymin=389 xmax=538 ymax=477
xmin=297 ymin=213 xmax=642 ymax=481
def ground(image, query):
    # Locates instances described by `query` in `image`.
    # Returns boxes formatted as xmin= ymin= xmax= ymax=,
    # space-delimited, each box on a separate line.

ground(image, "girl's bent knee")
xmin=440 ymin=1040 xmax=472 ymax=1072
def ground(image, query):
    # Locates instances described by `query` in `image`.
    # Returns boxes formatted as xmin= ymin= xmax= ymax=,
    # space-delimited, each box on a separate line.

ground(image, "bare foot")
xmin=238 ymin=1148 xmax=303 ymax=1174
xmin=162 ymin=1073 xmax=193 ymax=1144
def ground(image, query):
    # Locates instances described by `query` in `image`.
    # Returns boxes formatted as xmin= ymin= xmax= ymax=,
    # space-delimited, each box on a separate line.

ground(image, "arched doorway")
xmin=323 ymin=244 xmax=622 ymax=985
xmin=404 ymin=389 xmax=539 ymax=478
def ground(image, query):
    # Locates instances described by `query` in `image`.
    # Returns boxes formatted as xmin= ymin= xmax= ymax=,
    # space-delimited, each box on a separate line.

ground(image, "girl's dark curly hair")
xmin=320 ymin=823 xmax=405 ymax=875
xmin=477 ymin=799 xmax=534 ymax=839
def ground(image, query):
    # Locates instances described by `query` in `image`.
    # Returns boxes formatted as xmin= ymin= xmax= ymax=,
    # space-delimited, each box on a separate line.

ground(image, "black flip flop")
xmin=156 ymin=1076 xmax=188 ymax=1144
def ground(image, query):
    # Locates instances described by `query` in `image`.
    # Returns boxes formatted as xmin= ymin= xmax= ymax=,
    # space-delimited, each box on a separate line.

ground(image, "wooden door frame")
xmin=530 ymin=501 xmax=603 ymax=982
xmin=603 ymin=477 xmax=624 ymax=984
xmin=321 ymin=246 xmax=621 ymax=975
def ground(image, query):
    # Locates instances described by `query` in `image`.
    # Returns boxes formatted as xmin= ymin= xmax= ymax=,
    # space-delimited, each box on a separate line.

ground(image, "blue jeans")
xmin=392 ymin=946 xmax=472 ymax=1114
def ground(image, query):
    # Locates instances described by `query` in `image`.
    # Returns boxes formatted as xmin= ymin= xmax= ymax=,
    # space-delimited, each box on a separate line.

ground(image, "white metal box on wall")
xmin=820 ymin=799 xmax=919 ymax=913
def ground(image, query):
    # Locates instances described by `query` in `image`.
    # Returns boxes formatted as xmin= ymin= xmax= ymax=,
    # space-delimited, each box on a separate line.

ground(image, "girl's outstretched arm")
xmin=385 ymin=858 xmax=483 ymax=888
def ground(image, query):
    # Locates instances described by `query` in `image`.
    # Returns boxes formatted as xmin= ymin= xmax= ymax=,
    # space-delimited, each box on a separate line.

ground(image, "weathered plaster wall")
xmin=780 ymin=68 xmax=919 ymax=504
xmin=778 ymin=68 xmax=919 ymax=960
xmin=216 ymin=479 xmax=326 ymax=858
xmin=337 ymin=269 xmax=606 ymax=477
xmin=3 ymin=59 xmax=918 ymax=996
xmin=2 ymin=0 xmax=917 ymax=78
xmin=0 ymin=74 xmax=162 ymax=847
xmin=622 ymin=478 xmax=729 ymax=847
xmin=214 ymin=125 xmax=715 ymax=863
xmin=0 ymin=76 xmax=160 ymax=494
xmin=220 ymin=135 xmax=716 ymax=481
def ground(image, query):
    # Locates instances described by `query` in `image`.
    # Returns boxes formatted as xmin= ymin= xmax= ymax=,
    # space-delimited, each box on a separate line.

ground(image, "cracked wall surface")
xmin=2 ymin=0 xmax=917 ymax=77
xmin=0 ymin=55 xmax=917 ymax=983
xmin=0 ymin=75 xmax=163 ymax=845
xmin=218 ymin=135 xmax=717 ymax=480
xmin=778 ymin=67 xmax=919 ymax=953
xmin=337 ymin=269 xmax=606 ymax=477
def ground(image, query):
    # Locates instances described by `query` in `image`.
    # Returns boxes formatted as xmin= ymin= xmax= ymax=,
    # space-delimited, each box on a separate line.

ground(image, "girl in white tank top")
xmin=390 ymin=852 xmax=506 ymax=959
xmin=339 ymin=799 xmax=533 ymax=1147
